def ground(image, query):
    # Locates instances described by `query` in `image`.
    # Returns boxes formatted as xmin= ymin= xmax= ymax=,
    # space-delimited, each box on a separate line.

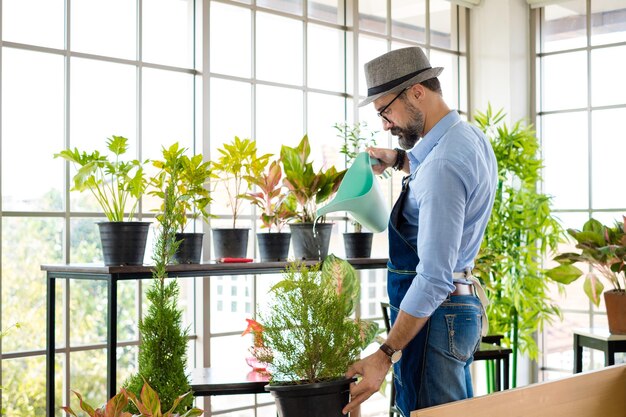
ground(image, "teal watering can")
xmin=317 ymin=152 xmax=389 ymax=233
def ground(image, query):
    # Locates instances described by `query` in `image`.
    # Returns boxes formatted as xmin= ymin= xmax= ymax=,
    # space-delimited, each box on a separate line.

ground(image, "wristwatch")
xmin=379 ymin=342 xmax=402 ymax=364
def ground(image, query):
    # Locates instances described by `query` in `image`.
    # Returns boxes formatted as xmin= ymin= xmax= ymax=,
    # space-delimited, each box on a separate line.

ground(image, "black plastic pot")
xmin=289 ymin=223 xmax=333 ymax=260
xmin=257 ymin=232 xmax=291 ymax=262
xmin=97 ymin=221 xmax=150 ymax=266
xmin=343 ymin=232 xmax=373 ymax=258
xmin=173 ymin=232 xmax=203 ymax=264
xmin=266 ymin=378 xmax=354 ymax=417
xmin=212 ymin=228 xmax=250 ymax=259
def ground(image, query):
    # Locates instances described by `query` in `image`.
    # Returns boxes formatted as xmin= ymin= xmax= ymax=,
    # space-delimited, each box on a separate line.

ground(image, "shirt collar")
xmin=407 ymin=110 xmax=461 ymax=166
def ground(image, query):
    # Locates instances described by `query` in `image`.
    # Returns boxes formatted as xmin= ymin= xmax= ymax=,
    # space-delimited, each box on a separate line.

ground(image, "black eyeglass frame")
xmin=377 ymin=88 xmax=408 ymax=123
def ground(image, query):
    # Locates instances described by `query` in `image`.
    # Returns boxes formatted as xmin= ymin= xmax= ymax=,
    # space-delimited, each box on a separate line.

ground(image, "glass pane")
xmin=542 ymin=0 xmax=586 ymax=53
xmin=117 ymin=281 xmax=139 ymax=342
xmin=70 ymin=218 xmax=103 ymax=264
xmin=307 ymin=92 xmax=345 ymax=169
xmin=258 ymin=0 xmax=302 ymax=16
xmin=256 ymin=12 xmax=303 ymax=85
xmin=591 ymin=0 xmax=626 ymax=46
xmin=69 ymin=58 xmax=137 ymax=213
xmin=210 ymin=2 xmax=251 ymax=78
xmin=2 ymin=48 xmax=64 ymax=211
xmin=71 ymin=0 xmax=136 ymax=59
xmin=256 ymin=85 xmax=303 ymax=155
xmin=358 ymin=35 xmax=388 ymax=98
xmin=309 ymin=0 xmax=341 ymax=24
xmin=143 ymin=0 xmax=194 ymax=67
xmin=69 ymin=349 xmax=107 ymax=411
xmin=210 ymin=276 xmax=253 ymax=333
xmin=1 ymin=356 xmax=47 ymax=416
xmin=591 ymin=46 xmax=626 ymax=107
xmin=142 ymin=68 xmax=194 ymax=161
xmin=1 ymin=217 xmax=63 ymax=352
xmin=116 ymin=345 xmax=138 ymax=387
xmin=210 ymin=78 xmax=252 ymax=152
xmin=429 ymin=49 xmax=459 ymax=111
xmin=541 ymin=51 xmax=587 ymax=111
xmin=591 ymin=108 xmax=626 ymax=209
xmin=541 ymin=111 xmax=588 ymax=209
xmin=392 ymin=0 xmax=426 ymax=43
xmin=359 ymin=0 xmax=386 ymax=34
xmin=542 ymin=312 xmax=590 ymax=373
xmin=308 ymin=23 xmax=345 ymax=92
xmin=70 ymin=280 xmax=107 ymax=345
xmin=2 ymin=0 xmax=64 ymax=48
xmin=430 ymin=0 xmax=452 ymax=49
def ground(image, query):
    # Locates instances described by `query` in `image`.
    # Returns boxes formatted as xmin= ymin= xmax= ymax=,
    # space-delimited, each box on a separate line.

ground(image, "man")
xmin=342 ymin=47 xmax=497 ymax=417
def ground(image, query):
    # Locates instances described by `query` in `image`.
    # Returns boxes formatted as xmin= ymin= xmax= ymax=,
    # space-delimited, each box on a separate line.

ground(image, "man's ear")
xmin=408 ymin=83 xmax=425 ymax=102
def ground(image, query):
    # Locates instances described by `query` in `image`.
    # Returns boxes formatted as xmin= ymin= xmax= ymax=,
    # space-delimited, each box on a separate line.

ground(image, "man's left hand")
xmin=342 ymin=350 xmax=391 ymax=415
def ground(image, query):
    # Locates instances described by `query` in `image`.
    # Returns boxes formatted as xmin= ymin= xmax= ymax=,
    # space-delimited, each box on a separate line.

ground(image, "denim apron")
xmin=387 ymin=173 xmax=483 ymax=417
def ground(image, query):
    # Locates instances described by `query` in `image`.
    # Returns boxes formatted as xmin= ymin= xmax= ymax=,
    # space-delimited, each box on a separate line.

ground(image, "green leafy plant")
xmin=473 ymin=105 xmax=564 ymax=388
xmin=280 ymin=135 xmax=346 ymax=224
xmin=252 ymin=254 xmax=379 ymax=383
xmin=149 ymin=143 xmax=214 ymax=233
xmin=546 ymin=217 xmax=626 ymax=306
xmin=333 ymin=122 xmax=382 ymax=232
xmin=54 ymin=135 xmax=148 ymax=222
xmin=123 ymin=164 xmax=193 ymax=414
xmin=242 ymin=160 xmax=297 ymax=232
xmin=212 ymin=136 xmax=272 ymax=228
xmin=61 ymin=379 xmax=202 ymax=417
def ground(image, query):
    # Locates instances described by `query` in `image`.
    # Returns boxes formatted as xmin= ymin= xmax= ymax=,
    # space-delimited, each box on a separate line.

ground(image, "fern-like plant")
xmin=123 ymin=161 xmax=193 ymax=413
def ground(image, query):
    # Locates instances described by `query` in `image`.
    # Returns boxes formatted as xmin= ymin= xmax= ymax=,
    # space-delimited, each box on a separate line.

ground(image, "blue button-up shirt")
xmin=398 ymin=111 xmax=497 ymax=318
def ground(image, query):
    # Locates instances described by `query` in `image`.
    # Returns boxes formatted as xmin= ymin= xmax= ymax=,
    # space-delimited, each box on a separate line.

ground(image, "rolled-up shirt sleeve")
xmin=399 ymin=157 xmax=469 ymax=318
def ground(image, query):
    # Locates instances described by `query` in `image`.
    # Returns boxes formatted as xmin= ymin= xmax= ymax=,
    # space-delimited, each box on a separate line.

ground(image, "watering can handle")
xmin=370 ymin=157 xmax=382 ymax=166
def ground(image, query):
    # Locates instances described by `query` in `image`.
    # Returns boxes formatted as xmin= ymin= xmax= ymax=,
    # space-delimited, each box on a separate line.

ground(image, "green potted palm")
xmin=546 ymin=217 xmax=626 ymax=334
xmin=243 ymin=160 xmax=297 ymax=262
xmin=251 ymin=254 xmax=379 ymax=417
xmin=211 ymin=136 xmax=271 ymax=259
xmin=281 ymin=135 xmax=345 ymax=260
xmin=150 ymin=143 xmax=214 ymax=264
xmin=54 ymin=135 xmax=149 ymax=265
xmin=334 ymin=122 xmax=379 ymax=258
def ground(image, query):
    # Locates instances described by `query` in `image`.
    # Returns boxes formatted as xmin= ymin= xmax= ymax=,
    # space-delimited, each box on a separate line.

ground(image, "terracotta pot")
xmin=604 ymin=290 xmax=626 ymax=335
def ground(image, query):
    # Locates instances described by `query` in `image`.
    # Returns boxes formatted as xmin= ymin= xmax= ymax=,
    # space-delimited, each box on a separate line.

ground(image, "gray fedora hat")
xmin=359 ymin=47 xmax=443 ymax=107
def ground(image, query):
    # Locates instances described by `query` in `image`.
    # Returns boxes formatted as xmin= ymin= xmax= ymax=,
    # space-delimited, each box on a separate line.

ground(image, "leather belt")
xmin=450 ymin=282 xmax=474 ymax=296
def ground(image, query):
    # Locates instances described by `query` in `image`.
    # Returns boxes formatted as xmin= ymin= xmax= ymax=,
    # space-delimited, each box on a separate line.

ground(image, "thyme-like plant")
xmin=54 ymin=135 xmax=147 ymax=222
xmin=123 ymin=166 xmax=193 ymax=414
xmin=473 ymin=105 xmax=564 ymax=388
xmin=253 ymin=255 xmax=378 ymax=384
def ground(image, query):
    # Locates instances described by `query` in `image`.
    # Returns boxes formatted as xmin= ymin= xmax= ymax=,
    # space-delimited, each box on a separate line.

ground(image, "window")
xmin=0 ymin=0 xmax=467 ymax=415
xmin=535 ymin=0 xmax=626 ymax=381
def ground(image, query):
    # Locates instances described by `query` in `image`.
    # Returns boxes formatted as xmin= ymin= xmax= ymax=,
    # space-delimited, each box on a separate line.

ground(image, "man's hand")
xmin=367 ymin=147 xmax=397 ymax=175
xmin=342 ymin=349 xmax=392 ymax=415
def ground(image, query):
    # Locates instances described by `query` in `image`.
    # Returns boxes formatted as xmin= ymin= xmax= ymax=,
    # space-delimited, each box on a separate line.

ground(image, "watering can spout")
xmin=316 ymin=152 xmax=389 ymax=233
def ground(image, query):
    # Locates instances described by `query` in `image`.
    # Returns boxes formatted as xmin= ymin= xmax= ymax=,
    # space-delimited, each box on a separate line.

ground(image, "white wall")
xmin=470 ymin=0 xmax=531 ymax=124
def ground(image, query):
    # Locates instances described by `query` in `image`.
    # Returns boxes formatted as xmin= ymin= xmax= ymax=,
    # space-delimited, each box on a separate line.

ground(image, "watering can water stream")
xmin=316 ymin=152 xmax=389 ymax=233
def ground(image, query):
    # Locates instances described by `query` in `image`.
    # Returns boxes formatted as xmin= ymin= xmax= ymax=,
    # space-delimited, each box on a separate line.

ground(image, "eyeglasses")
xmin=377 ymin=88 xmax=407 ymax=124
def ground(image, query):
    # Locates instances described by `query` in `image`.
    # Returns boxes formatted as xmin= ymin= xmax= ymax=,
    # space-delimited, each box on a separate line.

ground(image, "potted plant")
xmin=54 ymin=135 xmax=150 ymax=266
xmin=251 ymin=254 xmax=379 ymax=417
xmin=334 ymin=122 xmax=379 ymax=258
xmin=241 ymin=318 xmax=270 ymax=372
xmin=62 ymin=379 xmax=202 ymax=417
xmin=281 ymin=135 xmax=345 ymax=260
xmin=211 ymin=136 xmax=271 ymax=259
xmin=546 ymin=217 xmax=626 ymax=334
xmin=472 ymin=106 xmax=564 ymax=387
xmin=243 ymin=160 xmax=297 ymax=262
xmin=150 ymin=143 xmax=214 ymax=264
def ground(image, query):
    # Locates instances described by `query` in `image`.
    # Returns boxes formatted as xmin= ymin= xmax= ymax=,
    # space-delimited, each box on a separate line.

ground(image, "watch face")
xmin=391 ymin=350 xmax=402 ymax=364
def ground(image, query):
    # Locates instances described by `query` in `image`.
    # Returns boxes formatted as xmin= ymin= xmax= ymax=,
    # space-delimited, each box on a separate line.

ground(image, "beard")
xmin=390 ymin=100 xmax=425 ymax=150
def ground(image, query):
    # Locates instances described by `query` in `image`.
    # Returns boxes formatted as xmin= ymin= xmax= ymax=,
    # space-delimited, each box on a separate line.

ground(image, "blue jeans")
xmin=390 ymin=295 xmax=482 ymax=416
